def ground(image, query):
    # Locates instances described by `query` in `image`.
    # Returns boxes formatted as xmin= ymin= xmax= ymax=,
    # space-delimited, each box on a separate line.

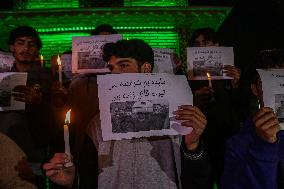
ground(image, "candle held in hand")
xmin=64 ymin=109 xmax=73 ymax=167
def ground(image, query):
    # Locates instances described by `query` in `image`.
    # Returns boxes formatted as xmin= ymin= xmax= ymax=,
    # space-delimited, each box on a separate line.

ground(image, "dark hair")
xmin=102 ymin=39 xmax=154 ymax=70
xmin=246 ymin=49 xmax=284 ymax=84
xmin=189 ymin=27 xmax=219 ymax=47
xmin=8 ymin=26 xmax=42 ymax=49
xmin=91 ymin=24 xmax=118 ymax=35
xmin=238 ymin=49 xmax=284 ymax=120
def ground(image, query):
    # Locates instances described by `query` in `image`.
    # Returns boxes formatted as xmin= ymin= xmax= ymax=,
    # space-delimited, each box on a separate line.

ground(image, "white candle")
xmin=40 ymin=55 xmax=44 ymax=67
xmin=57 ymin=55 xmax=62 ymax=86
xmin=206 ymin=72 xmax=212 ymax=88
xmin=64 ymin=109 xmax=73 ymax=167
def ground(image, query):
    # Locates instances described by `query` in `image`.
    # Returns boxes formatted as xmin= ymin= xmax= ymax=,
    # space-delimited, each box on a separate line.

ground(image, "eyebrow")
xmin=116 ymin=59 xmax=131 ymax=65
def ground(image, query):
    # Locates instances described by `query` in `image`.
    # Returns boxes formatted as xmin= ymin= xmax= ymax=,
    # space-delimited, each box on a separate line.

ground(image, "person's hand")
xmin=193 ymin=86 xmax=214 ymax=107
xmin=15 ymin=157 xmax=35 ymax=182
xmin=43 ymin=153 xmax=75 ymax=188
xmin=13 ymin=85 xmax=42 ymax=105
xmin=174 ymin=105 xmax=207 ymax=150
xmin=253 ymin=107 xmax=281 ymax=143
xmin=50 ymin=81 xmax=69 ymax=108
xmin=223 ymin=65 xmax=241 ymax=88
xmin=194 ymin=86 xmax=213 ymax=96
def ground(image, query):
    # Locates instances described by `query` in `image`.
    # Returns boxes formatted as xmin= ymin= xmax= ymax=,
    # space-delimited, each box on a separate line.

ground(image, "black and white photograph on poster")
xmin=275 ymin=94 xmax=284 ymax=124
xmin=0 ymin=80 xmax=11 ymax=107
xmin=0 ymin=51 xmax=14 ymax=73
xmin=257 ymin=69 xmax=284 ymax=130
xmin=0 ymin=72 xmax=27 ymax=111
xmin=193 ymin=59 xmax=223 ymax=77
xmin=111 ymin=99 xmax=169 ymax=133
xmin=187 ymin=47 xmax=234 ymax=80
xmin=72 ymin=34 xmax=122 ymax=74
xmin=77 ymin=51 xmax=106 ymax=69
xmin=97 ymin=73 xmax=194 ymax=141
xmin=153 ymin=48 xmax=175 ymax=74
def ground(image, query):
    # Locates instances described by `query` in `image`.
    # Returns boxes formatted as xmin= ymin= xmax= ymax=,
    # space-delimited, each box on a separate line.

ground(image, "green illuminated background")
xmin=0 ymin=0 xmax=231 ymax=68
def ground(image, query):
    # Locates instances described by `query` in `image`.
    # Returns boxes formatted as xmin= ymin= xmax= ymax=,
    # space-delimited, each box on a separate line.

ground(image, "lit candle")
xmin=64 ymin=109 xmax=73 ymax=167
xmin=57 ymin=55 xmax=62 ymax=86
xmin=206 ymin=72 xmax=212 ymax=88
xmin=40 ymin=55 xmax=44 ymax=67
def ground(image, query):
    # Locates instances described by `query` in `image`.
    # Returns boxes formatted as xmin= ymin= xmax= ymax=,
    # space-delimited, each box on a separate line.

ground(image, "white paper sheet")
xmin=72 ymin=34 xmax=122 ymax=74
xmin=97 ymin=73 xmax=193 ymax=141
xmin=153 ymin=48 xmax=175 ymax=74
xmin=60 ymin=54 xmax=72 ymax=79
xmin=0 ymin=72 xmax=27 ymax=111
xmin=0 ymin=51 xmax=14 ymax=72
xmin=257 ymin=69 xmax=284 ymax=130
xmin=187 ymin=47 xmax=234 ymax=80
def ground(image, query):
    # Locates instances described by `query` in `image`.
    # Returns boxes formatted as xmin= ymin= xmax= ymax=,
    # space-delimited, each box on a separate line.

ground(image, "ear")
xmin=141 ymin=62 xmax=152 ymax=73
xmin=9 ymin=44 xmax=15 ymax=52
xmin=251 ymin=83 xmax=259 ymax=97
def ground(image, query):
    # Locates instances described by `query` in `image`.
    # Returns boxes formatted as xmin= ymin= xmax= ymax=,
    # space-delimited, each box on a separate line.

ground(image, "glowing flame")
xmin=206 ymin=72 xmax=211 ymax=79
xmin=57 ymin=55 xmax=61 ymax=66
xmin=40 ymin=55 xmax=44 ymax=62
xmin=65 ymin=109 xmax=71 ymax=125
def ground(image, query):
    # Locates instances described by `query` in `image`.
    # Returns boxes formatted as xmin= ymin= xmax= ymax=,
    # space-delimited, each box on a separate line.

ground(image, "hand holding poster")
xmin=187 ymin=47 xmax=234 ymax=80
xmin=257 ymin=69 xmax=284 ymax=130
xmin=0 ymin=52 xmax=14 ymax=72
xmin=153 ymin=48 xmax=175 ymax=74
xmin=72 ymin=34 xmax=122 ymax=74
xmin=97 ymin=73 xmax=193 ymax=141
xmin=0 ymin=72 xmax=27 ymax=111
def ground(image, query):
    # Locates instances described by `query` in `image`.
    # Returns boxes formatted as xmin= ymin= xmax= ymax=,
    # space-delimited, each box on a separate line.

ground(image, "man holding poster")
xmin=222 ymin=49 xmax=284 ymax=189
xmin=0 ymin=26 xmax=62 ymax=188
xmin=44 ymin=39 xmax=210 ymax=189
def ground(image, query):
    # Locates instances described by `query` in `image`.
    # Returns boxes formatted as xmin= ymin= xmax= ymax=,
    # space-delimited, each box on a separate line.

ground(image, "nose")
xmin=23 ymin=42 xmax=29 ymax=50
xmin=111 ymin=66 xmax=121 ymax=74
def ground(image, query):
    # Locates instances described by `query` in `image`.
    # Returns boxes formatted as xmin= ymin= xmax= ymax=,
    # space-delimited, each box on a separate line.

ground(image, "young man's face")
xmin=193 ymin=34 xmax=218 ymax=47
xmin=10 ymin=36 xmax=39 ymax=64
xmin=107 ymin=56 xmax=140 ymax=73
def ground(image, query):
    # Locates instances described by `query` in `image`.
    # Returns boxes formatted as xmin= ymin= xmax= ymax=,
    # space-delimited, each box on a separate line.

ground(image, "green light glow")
xmin=38 ymin=26 xmax=175 ymax=32
xmin=124 ymin=0 xmax=188 ymax=6
xmin=26 ymin=0 xmax=79 ymax=9
xmin=39 ymin=31 xmax=179 ymax=66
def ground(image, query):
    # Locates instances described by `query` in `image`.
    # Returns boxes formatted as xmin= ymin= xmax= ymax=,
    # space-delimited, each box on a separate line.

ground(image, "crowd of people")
xmin=0 ymin=24 xmax=283 ymax=189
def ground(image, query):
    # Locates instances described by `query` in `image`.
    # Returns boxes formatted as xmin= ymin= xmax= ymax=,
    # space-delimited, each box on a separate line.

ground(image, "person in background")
xmin=221 ymin=49 xmax=284 ymax=189
xmin=186 ymin=27 xmax=241 ymax=188
xmin=43 ymin=39 xmax=211 ymax=189
xmin=91 ymin=24 xmax=118 ymax=36
xmin=0 ymin=25 xmax=62 ymax=188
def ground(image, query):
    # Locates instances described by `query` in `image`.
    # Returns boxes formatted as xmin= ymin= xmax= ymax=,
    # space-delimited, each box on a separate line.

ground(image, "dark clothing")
xmin=222 ymin=118 xmax=284 ymax=189
xmin=0 ymin=64 xmax=61 ymax=170
xmin=63 ymin=75 xmax=211 ymax=189
xmin=189 ymin=79 xmax=241 ymax=188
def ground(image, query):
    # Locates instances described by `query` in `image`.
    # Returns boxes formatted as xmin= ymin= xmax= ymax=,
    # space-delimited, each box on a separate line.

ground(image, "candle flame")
xmin=65 ymin=109 xmax=71 ymax=125
xmin=57 ymin=55 xmax=61 ymax=66
xmin=206 ymin=72 xmax=211 ymax=79
xmin=40 ymin=55 xmax=43 ymax=61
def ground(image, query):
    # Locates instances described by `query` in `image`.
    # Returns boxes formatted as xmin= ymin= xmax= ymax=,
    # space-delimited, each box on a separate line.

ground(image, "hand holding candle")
xmin=64 ymin=109 xmax=73 ymax=167
xmin=57 ymin=55 xmax=62 ymax=87
xmin=206 ymin=72 xmax=212 ymax=88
